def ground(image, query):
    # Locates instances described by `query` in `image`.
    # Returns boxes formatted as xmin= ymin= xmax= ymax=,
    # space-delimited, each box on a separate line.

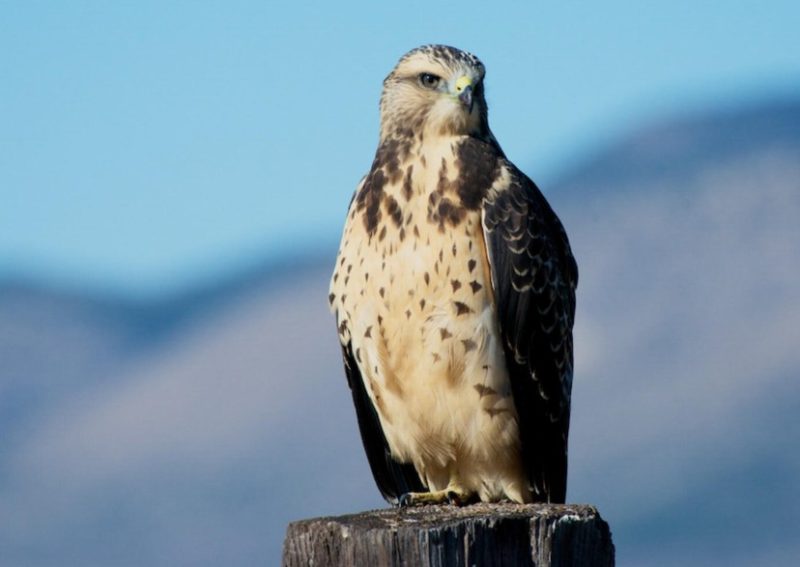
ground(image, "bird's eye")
xmin=418 ymin=73 xmax=441 ymax=89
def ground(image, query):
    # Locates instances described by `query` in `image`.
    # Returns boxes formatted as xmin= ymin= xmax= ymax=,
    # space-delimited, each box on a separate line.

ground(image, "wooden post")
xmin=282 ymin=503 xmax=614 ymax=566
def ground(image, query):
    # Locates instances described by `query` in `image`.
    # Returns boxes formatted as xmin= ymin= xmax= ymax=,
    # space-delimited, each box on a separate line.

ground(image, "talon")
xmin=446 ymin=490 xmax=462 ymax=506
xmin=397 ymin=487 xmax=475 ymax=506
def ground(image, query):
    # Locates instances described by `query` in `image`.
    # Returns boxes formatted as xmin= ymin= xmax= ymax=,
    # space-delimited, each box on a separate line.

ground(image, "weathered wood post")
xmin=282 ymin=502 xmax=614 ymax=566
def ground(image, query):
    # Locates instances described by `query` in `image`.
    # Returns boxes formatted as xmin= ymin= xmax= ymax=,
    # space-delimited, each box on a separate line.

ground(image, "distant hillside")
xmin=551 ymin=98 xmax=800 ymax=566
xmin=555 ymin=97 xmax=800 ymax=197
xmin=0 ymin=254 xmax=331 ymax=473
xmin=1 ymin=98 xmax=799 ymax=567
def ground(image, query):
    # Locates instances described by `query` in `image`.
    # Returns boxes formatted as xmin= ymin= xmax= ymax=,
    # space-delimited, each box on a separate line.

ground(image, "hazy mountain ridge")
xmin=563 ymin=141 xmax=800 ymax=564
xmin=1 ymin=98 xmax=799 ymax=566
xmin=0 ymin=253 xmax=333 ymax=443
xmin=554 ymin=97 xmax=800 ymax=197
xmin=0 ymin=251 xmax=334 ymax=342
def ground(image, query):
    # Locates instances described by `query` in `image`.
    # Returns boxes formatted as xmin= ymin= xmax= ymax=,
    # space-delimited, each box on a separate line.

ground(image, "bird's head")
xmin=379 ymin=45 xmax=489 ymax=142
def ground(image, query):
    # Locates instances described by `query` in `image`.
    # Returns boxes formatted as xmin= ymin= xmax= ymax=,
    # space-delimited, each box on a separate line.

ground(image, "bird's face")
xmin=380 ymin=45 xmax=488 ymax=141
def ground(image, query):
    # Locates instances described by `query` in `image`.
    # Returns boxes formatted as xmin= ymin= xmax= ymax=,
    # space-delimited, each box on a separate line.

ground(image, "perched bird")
xmin=329 ymin=45 xmax=577 ymax=506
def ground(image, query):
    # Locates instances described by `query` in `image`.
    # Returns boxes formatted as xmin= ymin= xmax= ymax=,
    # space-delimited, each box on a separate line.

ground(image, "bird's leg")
xmin=399 ymin=478 xmax=476 ymax=507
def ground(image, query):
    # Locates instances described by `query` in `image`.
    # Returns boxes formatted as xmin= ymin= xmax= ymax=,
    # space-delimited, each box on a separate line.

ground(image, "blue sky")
xmin=2 ymin=1 xmax=799 ymax=295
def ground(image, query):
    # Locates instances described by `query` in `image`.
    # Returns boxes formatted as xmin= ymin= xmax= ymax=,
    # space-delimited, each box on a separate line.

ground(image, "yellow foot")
xmin=398 ymin=486 xmax=475 ymax=507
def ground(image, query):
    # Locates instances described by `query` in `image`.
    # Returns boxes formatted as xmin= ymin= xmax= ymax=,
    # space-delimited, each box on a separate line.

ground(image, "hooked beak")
xmin=454 ymin=75 xmax=474 ymax=113
xmin=458 ymin=85 xmax=474 ymax=112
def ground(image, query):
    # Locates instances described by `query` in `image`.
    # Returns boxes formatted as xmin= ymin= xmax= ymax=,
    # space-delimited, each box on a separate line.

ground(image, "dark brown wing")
xmin=339 ymin=340 xmax=426 ymax=505
xmin=482 ymin=164 xmax=578 ymax=503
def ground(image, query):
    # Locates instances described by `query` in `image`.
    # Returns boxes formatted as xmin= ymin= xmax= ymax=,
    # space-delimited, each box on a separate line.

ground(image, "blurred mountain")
xmin=1 ymin=97 xmax=799 ymax=566
xmin=554 ymin=97 xmax=800 ymax=566
xmin=556 ymin=96 xmax=800 ymax=197
xmin=0 ymin=255 xmax=328 ymax=456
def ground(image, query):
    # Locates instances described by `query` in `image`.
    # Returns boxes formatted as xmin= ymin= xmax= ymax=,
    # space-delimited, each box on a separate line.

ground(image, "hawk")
xmin=329 ymin=45 xmax=577 ymax=506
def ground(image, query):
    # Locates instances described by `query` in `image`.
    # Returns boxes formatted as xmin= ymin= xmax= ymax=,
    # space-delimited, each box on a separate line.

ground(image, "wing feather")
xmin=482 ymin=164 xmax=578 ymax=502
xmin=339 ymin=341 xmax=426 ymax=505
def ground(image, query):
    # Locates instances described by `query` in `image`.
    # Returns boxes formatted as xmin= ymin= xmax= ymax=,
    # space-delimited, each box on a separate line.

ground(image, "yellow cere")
xmin=454 ymin=75 xmax=473 ymax=93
